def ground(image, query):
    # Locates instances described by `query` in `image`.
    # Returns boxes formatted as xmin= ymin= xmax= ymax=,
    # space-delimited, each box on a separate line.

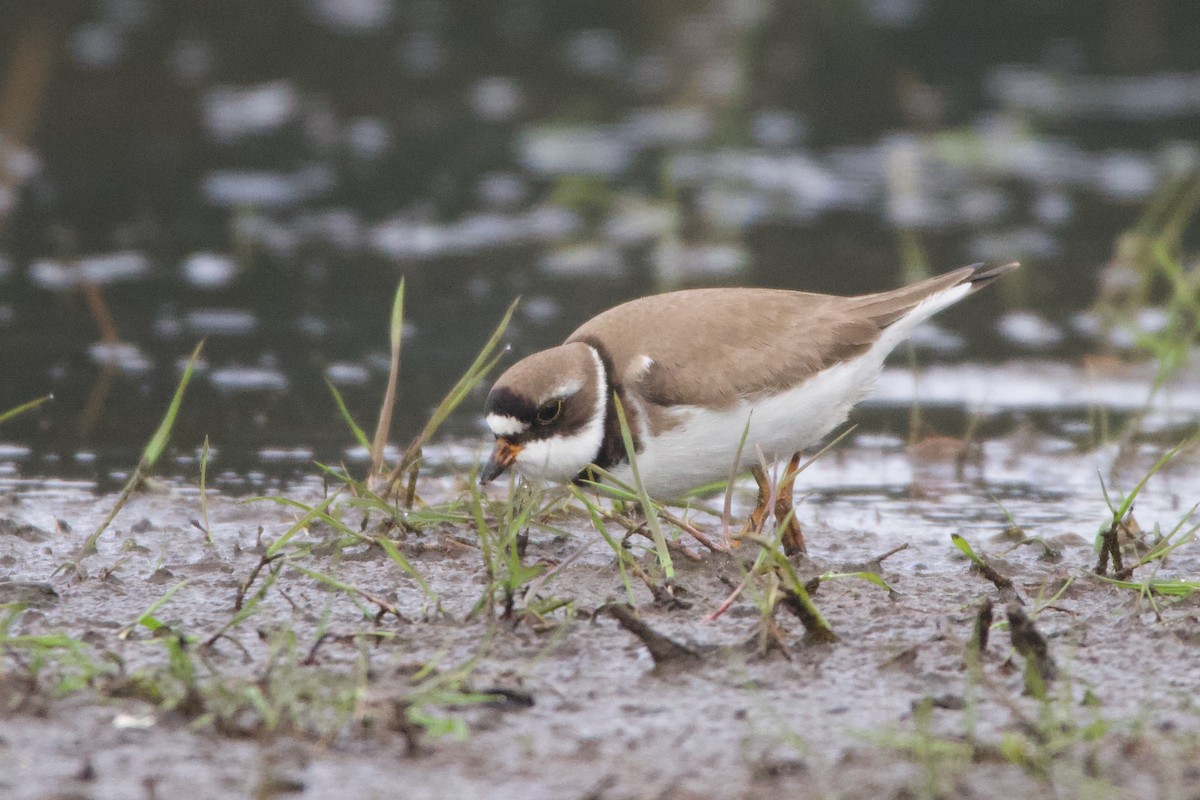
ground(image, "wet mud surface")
xmin=2 ymin=435 xmax=1200 ymax=800
xmin=5 ymin=5 xmax=1200 ymax=796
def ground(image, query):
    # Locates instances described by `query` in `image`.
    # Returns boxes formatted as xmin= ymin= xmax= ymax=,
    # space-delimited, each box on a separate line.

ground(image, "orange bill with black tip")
xmin=479 ymin=437 xmax=522 ymax=484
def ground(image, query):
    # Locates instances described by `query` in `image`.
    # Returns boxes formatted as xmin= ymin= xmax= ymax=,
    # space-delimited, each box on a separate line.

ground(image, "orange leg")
xmin=737 ymin=464 xmax=771 ymax=540
xmin=774 ymin=452 xmax=807 ymax=556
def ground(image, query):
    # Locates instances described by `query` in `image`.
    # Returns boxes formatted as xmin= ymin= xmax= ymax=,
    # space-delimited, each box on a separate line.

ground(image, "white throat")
xmin=513 ymin=345 xmax=608 ymax=484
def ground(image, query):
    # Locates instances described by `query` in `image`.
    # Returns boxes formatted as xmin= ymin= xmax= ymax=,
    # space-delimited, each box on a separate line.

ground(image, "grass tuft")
xmin=381 ymin=298 xmax=518 ymax=507
xmin=1095 ymin=438 xmax=1190 ymax=576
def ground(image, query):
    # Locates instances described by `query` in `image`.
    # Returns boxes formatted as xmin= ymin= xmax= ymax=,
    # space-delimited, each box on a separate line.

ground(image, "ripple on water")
xmin=71 ymin=22 xmax=124 ymax=69
xmin=868 ymin=361 xmax=1200 ymax=416
xmin=995 ymin=310 xmax=1065 ymax=350
xmin=203 ymin=81 xmax=299 ymax=144
xmin=0 ymin=476 xmax=97 ymax=497
xmin=87 ymin=342 xmax=152 ymax=373
xmin=29 ymin=252 xmax=151 ymax=289
xmin=203 ymin=168 xmax=332 ymax=209
xmin=257 ymin=447 xmax=315 ymax=464
xmin=185 ymin=309 xmax=259 ymax=336
xmin=988 ymin=66 xmax=1200 ymax=121
xmin=563 ymin=29 xmax=622 ymax=77
xmin=182 ymin=253 xmax=239 ymax=289
xmin=294 ymin=209 xmax=363 ymax=251
xmin=471 ymin=77 xmax=524 ymax=122
xmin=518 ymin=126 xmax=633 ymax=177
xmin=339 ymin=441 xmax=479 ymax=472
xmin=907 ymin=321 xmax=965 ymax=355
xmin=520 ymin=296 xmax=561 ymax=325
xmin=0 ymin=443 xmax=32 ymax=459
xmin=325 ymin=362 xmax=371 ymax=385
xmin=969 ymin=227 xmax=1060 ymax=263
xmin=605 ymin=198 xmax=676 ymax=244
xmin=209 ymin=366 xmax=288 ymax=392
xmin=342 ymin=444 xmax=401 ymax=464
xmin=539 ymin=243 xmax=625 ymax=279
xmin=370 ymin=207 xmax=579 ymax=261
xmin=654 ymin=242 xmax=749 ymax=285
xmin=306 ymin=0 xmax=393 ymax=32
xmin=476 ymin=173 xmax=528 ymax=209
xmin=624 ymin=107 xmax=713 ymax=147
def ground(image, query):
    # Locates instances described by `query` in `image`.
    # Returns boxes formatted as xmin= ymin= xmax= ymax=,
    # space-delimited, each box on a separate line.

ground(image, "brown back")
xmin=567 ymin=267 xmax=979 ymax=408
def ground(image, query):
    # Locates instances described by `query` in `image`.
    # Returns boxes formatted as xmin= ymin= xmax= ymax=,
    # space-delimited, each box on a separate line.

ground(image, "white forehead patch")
xmin=486 ymin=413 xmax=529 ymax=437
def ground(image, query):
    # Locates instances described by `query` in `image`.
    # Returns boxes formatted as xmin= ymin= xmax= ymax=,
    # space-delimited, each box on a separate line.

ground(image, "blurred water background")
xmin=1 ymin=0 xmax=1198 ymax=490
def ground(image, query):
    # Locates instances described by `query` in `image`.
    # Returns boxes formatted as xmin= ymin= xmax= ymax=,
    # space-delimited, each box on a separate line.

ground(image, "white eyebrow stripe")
xmin=486 ymin=414 xmax=529 ymax=437
xmin=550 ymin=378 xmax=583 ymax=399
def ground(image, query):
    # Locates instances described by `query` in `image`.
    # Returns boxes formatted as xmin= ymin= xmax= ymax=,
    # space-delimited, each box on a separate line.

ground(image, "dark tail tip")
xmin=966 ymin=261 xmax=1019 ymax=288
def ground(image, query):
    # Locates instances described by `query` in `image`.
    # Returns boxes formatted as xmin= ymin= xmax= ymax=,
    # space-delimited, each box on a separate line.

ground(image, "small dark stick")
xmin=600 ymin=604 xmax=701 ymax=667
xmin=973 ymin=599 xmax=994 ymax=654
xmin=778 ymin=581 xmax=839 ymax=644
xmin=953 ymin=533 xmax=1023 ymax=606
xmin=1094 ymin=520 xmax=1126 ymax=576
xmin=1006 ymin=604 xmax=1057 ymax=696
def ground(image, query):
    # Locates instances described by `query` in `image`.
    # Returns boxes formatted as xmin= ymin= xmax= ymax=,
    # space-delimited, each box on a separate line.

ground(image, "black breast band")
xmin=572 ymin=337 xmax=640 ymax=477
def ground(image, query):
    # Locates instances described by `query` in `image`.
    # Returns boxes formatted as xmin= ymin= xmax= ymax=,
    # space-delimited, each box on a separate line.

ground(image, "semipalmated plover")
xmin=481 ymin=262 xmax=1018 ymax=553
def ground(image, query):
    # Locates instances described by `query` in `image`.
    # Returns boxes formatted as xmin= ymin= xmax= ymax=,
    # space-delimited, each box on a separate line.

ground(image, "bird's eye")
xmin=535 ymin=399 xmax=563 ymax=425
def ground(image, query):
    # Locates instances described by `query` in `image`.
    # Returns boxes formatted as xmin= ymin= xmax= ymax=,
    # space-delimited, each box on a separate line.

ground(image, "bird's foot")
xmin=774 ymin=452 xmax=807 ymax=557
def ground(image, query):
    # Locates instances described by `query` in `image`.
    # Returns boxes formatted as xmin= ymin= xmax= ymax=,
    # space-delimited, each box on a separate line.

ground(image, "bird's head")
xmin=480 ymin=342 xmax=608 ymax=486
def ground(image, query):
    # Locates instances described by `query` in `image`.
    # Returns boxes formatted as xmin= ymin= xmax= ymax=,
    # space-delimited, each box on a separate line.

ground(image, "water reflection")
xmin=0 ymin=0 xmax=1198 ymax=484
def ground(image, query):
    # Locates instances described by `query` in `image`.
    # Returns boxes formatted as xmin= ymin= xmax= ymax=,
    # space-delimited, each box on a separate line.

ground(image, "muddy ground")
xmin=2 ymin=431 xmax=1199 ymax=800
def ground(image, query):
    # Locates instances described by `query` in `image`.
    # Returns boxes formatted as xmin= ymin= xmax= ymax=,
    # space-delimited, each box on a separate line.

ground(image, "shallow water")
xmin=3 ymin=1 xmax=1199 ymax=484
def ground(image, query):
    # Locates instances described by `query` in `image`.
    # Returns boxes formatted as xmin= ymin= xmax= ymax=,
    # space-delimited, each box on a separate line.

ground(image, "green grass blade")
xmin=250 ymin=491 xmax=437 ymax=606
xmin=576 ymin=475 xmax=640 ymax=502
xmin=722 ymin=413 xmax=754 ymax=536
xmin=387 ymin=298 xmax=519 ymax=502
xmin=206 ymin=561 xmax=283 ymax=646
xmin=1094 ymin=575 xmax=1200 ymax=598
xmin=1138 ymin=504 xmax=1200 ymax=567
xmin=764 ymin=539 xmax=837 ymax=641
xmin=612 ymin=394 xmax=673 ymax=580
xmin=0 ymin=394 xmax=53 ymax=427
xmin=414 ymin=298 xmax=518 ymax=448
xmin=1097 ymin=471 xmax=1116 ymax=516
xmin=198 ymin=436 xmax=213 ymax=546
xmin=570 ymin=486 xmax=637 ymax=605
xmin=371 ymin=278 xmax=405 ymax=471
xmin=326 ymin=379 xmax=370 ymax=450
xmin=951 ymin=533 xmax=986 ymax=568
xmin=286 ymin=564 xmax=375 ymax=618
xmin=818 ymin=571 xmax=897 ymax=593
xmin=143 ymin=341 xmax=204 ymax=468
xmin=264 ymin=493 xmax=341 ymax=558
xmin=1113 ymin=440 xmax=1189 ymax=522
xmin=119 ymin=579 xmax=191 ymax=638
xmin=373 ymin=536 xmax=438 ymax=605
